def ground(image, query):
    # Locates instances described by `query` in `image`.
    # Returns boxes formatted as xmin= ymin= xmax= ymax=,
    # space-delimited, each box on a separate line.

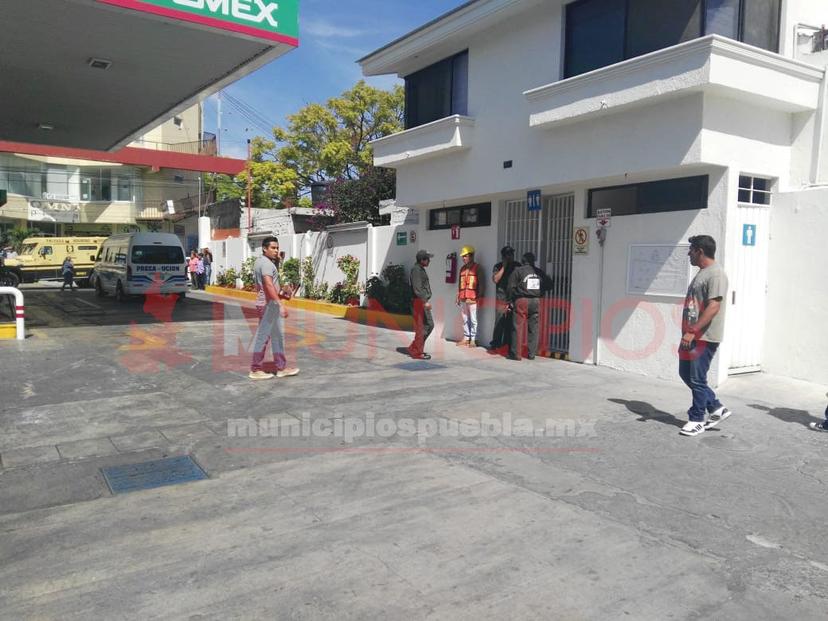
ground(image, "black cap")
xmin=501 ymin=245 xmax=515 ymax=257
xmin=416 ymin=250 xmax=434 ymax=261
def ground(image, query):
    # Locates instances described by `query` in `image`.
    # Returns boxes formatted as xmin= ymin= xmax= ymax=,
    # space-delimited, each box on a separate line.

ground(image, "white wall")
xmin=763 ymin=187 xmax=828 ymax=383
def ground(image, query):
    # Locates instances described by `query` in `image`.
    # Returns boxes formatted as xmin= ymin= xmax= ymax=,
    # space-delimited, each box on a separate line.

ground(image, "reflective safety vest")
xmin=458 ymin=263 xmax=479 ymax=302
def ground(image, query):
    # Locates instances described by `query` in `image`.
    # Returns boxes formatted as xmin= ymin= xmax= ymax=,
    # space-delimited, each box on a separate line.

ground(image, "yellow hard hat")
xmin=460 ymin=245 xmax=475 ymax=256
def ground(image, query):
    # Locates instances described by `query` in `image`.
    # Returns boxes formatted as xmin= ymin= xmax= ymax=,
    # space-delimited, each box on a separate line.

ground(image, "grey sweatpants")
xmin=250 ymin=301 xmax=286 ymax=371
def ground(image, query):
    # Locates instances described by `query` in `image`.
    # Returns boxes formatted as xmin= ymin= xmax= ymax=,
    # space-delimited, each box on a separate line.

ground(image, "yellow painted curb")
xmin=0 ymin=323 xmax=18 ymax=339
xmin=205 ymin=286 xmax=413 ymax=331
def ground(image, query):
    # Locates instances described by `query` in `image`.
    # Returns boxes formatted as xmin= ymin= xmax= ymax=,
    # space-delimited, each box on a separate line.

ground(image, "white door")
xmin=728 ymin=204 xmax=771 ymax=373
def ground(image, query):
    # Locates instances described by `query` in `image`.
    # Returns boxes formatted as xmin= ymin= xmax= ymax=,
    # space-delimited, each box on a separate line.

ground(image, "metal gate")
xmin=503 ymin=194 xmax=574 ymax=354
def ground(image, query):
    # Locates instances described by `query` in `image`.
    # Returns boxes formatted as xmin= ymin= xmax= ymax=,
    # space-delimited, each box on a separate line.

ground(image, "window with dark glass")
xmin=587 ymin=176 xmax=709 ymax=217
xmin=429 ymin=203 xmax=491 ymax=230
xmin=404 ymin=51 xmax=469 ymax=129
xmin=565 ymin=0 xmax=781 ymax=78
xmin=131 ymin=245 xmax=185 ymax=264
xmin=738 ymin=175 xmax=772 ymax=205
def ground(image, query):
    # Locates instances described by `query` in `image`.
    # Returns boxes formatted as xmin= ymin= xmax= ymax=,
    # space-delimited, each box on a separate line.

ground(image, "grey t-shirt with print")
xmin=254 ymin=256 xmax=279 ymax=306
xmin=683 ymin=263 xmax=728 ymax=343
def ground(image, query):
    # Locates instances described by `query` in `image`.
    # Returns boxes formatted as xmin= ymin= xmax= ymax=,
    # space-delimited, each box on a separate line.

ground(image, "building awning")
xmin=0 ymin=0 xmax=299 ymax=151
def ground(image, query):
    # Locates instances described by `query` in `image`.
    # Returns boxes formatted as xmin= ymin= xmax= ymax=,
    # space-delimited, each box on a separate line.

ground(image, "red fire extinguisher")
xmin=445 ymin=252 xmax=457 ymax=284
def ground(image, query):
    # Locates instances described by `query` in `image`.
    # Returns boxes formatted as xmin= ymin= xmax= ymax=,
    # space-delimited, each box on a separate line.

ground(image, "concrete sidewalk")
xmin=0 ymin=290 xmax=826 ymax=619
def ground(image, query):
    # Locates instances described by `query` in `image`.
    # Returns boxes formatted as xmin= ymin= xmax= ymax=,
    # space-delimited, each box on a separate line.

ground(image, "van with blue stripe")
xmin=90 ymin=233 xmax=187 ymax=302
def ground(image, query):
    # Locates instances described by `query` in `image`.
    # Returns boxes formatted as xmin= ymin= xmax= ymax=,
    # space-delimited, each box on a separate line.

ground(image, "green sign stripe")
xmin=100 ymin=0 xmax=299 ymax=41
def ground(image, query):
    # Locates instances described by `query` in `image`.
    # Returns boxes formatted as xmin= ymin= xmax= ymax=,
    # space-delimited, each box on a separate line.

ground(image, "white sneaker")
xmin=679 ymin=421 xmax=706 ymax=437
xmin=705 ymin=406 xmax=731 ymax=429
xmin=249 ymin=370 xmax=275 ymax=380
xmin=276 ymin=367 xmax=300 ymax=378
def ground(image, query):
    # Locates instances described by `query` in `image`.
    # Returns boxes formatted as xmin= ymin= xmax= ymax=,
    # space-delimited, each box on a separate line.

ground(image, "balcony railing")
xmin=130 ymin=132 xmax=218 ymax=156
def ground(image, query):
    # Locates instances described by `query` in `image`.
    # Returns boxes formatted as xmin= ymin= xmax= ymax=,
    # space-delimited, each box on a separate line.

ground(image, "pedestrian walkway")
xmin=1 ymin=290 xmax=826 ymax=618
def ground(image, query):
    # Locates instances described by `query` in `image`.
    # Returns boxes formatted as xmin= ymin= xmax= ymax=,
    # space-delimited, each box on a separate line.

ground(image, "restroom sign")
xmin=742 ymin=224 xmax=757 ymax=246
xmin=527 ymin=189 xmax=542 ymax=212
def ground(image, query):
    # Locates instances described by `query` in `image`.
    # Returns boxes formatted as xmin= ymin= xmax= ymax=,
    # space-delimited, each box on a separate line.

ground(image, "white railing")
xmin=0 ymin=287 xmax=25 ymax=340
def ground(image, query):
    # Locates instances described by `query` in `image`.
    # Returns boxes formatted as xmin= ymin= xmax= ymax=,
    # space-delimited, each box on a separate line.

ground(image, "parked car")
xmin=90 ymin=233 xmax=187 ymax=302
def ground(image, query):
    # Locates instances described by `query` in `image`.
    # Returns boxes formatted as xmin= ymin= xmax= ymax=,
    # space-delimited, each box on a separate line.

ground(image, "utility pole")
xmin=217 ymin=92 xmax=222 ymax=156
xmin=247 ymin=138 xmax=252 ymax=233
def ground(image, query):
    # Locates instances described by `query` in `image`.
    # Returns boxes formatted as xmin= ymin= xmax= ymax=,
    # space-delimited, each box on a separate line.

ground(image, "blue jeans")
xmin=678 ymin=341 xmax=723 ymax=422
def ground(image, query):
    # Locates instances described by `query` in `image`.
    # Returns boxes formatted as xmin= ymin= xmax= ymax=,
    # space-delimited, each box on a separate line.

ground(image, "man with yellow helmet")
xmin=456 ymin=245 xmax=480 ymax=347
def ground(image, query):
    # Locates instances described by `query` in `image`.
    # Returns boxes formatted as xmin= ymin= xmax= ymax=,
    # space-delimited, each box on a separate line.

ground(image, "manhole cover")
xmin=101 ymin=455 xmax=207 ymax=494
xmin=394 ymin=361 xmax=446 ymax=371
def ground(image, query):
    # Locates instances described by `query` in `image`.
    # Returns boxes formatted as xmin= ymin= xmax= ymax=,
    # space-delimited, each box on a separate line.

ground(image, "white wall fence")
xmin=209 ymin=223 xmax=419 ymax=293
xmin=763 ymin=187 xmax=828 ymax=384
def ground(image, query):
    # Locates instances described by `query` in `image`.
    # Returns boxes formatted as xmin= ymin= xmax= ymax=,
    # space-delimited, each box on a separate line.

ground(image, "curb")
xmin=205 ymin=286 xmax=413 ymax=331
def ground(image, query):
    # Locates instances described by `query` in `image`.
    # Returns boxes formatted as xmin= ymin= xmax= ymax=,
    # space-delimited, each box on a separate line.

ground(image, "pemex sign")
xmin=97 ymin=0 xmax=299 ymax=45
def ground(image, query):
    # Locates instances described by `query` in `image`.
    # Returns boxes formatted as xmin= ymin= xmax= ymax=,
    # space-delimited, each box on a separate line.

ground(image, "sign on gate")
xmin=396 ymin=231 xmax=407 ymax=246
xmin=451 ymin=224 xmax=461 ymax=240
xmin=527 ymin=189 xmax=542 ymax=212
xmin=596 ymin=208 xmax=611 ymax=228
xmin=573 ymin=226 xmax=589 ymax=254
xmin=742 ymin=224 xmax=757 ymax=246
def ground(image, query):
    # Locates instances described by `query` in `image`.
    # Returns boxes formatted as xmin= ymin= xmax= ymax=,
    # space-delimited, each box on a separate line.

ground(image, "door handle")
xmin=732 ymin=291 xmax=736 ymax=305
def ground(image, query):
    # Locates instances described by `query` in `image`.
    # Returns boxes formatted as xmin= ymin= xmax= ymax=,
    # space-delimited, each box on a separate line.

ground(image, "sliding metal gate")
xmin=503 ymin=194 xmax=574 ymax=354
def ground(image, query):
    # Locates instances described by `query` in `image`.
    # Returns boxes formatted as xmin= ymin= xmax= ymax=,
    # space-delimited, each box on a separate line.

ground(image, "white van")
xmin=91 ymin=233 xmax=188 ymax=301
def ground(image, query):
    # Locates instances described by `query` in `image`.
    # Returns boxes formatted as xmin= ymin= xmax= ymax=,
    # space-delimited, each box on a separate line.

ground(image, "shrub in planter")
xmin=382 ymin=263 xmax=412 ymax=314
xmin=216 ymin=268 xmax=239 ymax=288
xmin=281 ymin=257 xmax=301 ymax=289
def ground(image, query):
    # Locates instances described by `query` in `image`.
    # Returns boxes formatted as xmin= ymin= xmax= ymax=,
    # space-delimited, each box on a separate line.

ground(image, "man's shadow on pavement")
xmin=747 ymin=403 xmax=822 ymax=428
xmin=608 ymin=398 xmax=684 ymax=428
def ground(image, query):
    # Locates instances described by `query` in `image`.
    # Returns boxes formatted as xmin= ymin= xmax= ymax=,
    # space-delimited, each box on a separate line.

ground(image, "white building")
xmin=359 ymin=0 xmax=828 ymax=385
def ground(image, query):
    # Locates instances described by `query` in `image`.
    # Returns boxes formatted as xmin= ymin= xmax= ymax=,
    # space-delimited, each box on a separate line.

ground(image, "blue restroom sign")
xmin=742 ymin=224 xmax=757 ymax=246
xmin=527 ymin=189 xmax=542 ymax=211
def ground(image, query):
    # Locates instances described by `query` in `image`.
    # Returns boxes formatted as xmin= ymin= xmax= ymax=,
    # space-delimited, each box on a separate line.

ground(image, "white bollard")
xmin=0 ymin=286 xmax=25 ymax=340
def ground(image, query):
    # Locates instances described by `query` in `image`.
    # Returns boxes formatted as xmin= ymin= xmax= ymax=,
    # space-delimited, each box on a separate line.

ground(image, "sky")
xmin=203 ymin=0 xmax=467 ymax=160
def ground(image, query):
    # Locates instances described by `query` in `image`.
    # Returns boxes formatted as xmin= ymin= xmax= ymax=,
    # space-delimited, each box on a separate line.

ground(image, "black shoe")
xmin=507 ymin=354 xmax=520 ymax=361
xmin=412 ymin=353 xmax=432 ymax=360
xmin=527 ymin=354 xmax=536 ymax=360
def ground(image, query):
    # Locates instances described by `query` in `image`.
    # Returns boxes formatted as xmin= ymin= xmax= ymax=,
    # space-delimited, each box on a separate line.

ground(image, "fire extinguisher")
xmin=445 ymin=252 xmax=457 ymax=284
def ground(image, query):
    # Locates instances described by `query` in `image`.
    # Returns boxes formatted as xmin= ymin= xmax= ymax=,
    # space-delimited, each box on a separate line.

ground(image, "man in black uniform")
xmin=489 ymin=246 xmax=520 ymax=350
xmin=506 ymin=252 xmax=550 ymax=361
xmin=408 ymin=249 xmax=434 ymax=360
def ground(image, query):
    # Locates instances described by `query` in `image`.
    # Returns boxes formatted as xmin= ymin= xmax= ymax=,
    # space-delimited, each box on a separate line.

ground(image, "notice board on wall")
xmin=626 ymin=244 xmax=692 ymax=298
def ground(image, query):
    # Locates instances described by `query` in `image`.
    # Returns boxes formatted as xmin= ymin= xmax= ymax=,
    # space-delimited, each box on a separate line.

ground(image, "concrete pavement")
xmin=0 ymin=287 xmax=826 ymax=619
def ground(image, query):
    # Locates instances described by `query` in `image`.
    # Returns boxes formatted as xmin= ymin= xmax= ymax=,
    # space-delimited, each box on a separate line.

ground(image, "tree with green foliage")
xmin=205 ymin=156 xmax=299 ymax=209
xmin=269 ymin=80 xmax=404 ymax=187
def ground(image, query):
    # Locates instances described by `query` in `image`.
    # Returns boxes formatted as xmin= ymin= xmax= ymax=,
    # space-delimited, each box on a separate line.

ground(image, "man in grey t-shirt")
xmin=678 ymin=235 xmax=730 ymax=437
xmin=249 ymin=237 xmax=299 ymax=380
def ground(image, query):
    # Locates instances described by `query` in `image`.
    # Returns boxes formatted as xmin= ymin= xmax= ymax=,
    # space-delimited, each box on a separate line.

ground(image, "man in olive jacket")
xmin=408 ymin=249 xmax=434 ymax=360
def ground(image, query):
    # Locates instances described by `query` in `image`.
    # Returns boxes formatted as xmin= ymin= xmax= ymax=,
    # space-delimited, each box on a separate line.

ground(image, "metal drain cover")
xmin=101 ymin=455 xmax=207 ymax=494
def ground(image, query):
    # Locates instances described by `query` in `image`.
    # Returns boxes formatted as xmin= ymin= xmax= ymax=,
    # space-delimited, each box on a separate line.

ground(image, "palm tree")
xmin=7 ymin=227 xmax=42 ymax=253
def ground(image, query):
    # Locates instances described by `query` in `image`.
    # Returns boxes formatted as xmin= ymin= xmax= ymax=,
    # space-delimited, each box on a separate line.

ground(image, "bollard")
xmin=0 ymin=286 xmax=25 ymax=340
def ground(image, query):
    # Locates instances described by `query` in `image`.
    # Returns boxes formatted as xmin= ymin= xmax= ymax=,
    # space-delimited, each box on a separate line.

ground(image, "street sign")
xmin=451 ymin=224 xmax=461 ymax=240
xmin=596 ymin=208 xmax=611 ymax=228
xmin=409 ymin=231 xmax=417 ymax=243
xmin=573 ymin=226 xmax=590 ymax=255
xmin=742 ymin=224 xmax=757 ymax=246
xmin=527 ymin=189 xmax=542 ymax=212
xmin=396 ymin=231 xmax=407 ymax=246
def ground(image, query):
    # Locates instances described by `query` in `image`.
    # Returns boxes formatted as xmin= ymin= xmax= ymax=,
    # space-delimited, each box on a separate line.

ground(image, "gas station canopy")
xmin=0 ymin=0 xmax=299 ymax=151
